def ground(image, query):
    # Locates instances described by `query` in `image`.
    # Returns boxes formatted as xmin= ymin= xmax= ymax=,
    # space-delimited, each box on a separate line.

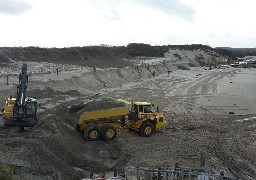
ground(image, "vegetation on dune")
xmin=0 ymin=44 xmax=240 ymax=68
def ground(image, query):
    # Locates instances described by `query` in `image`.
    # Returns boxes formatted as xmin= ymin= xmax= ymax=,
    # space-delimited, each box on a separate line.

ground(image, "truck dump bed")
xmin=78 ymin=106 xmax=130 ymax=125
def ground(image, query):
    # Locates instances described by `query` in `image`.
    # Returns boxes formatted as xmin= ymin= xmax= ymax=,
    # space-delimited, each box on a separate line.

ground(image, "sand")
xmin=0 ymin=51 xmax=255 ymax=179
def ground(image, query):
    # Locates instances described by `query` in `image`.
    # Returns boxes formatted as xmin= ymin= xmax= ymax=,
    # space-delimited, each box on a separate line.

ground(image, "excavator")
xmin=2 ymin=64 xmax=37 ymax=128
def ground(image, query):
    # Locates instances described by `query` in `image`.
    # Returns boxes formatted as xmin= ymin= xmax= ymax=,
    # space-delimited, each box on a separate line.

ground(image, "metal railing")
xmin=117 ymin=166 xmax=237 ymax=180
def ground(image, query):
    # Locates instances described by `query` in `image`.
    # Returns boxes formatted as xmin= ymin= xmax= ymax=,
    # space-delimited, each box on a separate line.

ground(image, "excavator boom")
xmin=17 ymin=64 xmax=28 ymax=107
xmin=15 ymin=64 xmax=28 ymax=117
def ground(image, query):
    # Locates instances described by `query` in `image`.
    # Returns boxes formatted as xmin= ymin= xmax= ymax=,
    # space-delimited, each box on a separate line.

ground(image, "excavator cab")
xmin=24 ymin=99 xmax=37 ymax=118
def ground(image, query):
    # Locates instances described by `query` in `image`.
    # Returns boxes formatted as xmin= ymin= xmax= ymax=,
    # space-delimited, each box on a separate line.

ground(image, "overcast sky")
xmin=0 ymin=0 xmax=255 ymax=48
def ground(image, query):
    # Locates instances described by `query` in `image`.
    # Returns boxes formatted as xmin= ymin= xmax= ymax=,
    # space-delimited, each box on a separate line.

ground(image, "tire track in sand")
xmin=172 ymin=70 xmax=235 ymax=119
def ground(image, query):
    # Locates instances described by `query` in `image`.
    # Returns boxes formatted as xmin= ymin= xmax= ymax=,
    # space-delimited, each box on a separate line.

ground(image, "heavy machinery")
xmin=73 ymin=100 xmax=166 ymax=141
xmin=2 ymin=64 xmax=37 ymax=128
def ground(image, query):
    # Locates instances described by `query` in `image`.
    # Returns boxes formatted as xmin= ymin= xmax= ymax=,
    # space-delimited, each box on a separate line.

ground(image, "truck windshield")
xmin=144 ymin=105 xmax=151 ymax=113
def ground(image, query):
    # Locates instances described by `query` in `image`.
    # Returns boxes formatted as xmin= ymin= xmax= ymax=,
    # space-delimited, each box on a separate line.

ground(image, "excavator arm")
xmin=14 ymin=64 xmax=28 ymax=117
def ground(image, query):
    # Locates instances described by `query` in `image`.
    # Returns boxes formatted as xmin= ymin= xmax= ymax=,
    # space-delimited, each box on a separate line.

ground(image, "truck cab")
xmin=129 ymin=102 xmax=166 ymax=136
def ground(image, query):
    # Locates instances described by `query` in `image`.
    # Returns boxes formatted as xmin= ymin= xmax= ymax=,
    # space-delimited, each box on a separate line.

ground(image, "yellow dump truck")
xmin=74 ymin=101 xmax=166 ymax=141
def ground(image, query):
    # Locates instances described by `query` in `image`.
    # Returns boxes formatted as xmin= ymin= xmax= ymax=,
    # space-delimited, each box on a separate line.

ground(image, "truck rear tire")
xmin=84 ymin=126 xmax=101 ymax=141
xmin=139 ymin=122 xmax=154 ymax=137
xmin=101 ymin=124 xmax=116 ymax=141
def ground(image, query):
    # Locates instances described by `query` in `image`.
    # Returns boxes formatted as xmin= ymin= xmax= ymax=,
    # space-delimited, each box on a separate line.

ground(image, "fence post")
xmin=144 ymin=169 xmax=150 ymax=180
xmin=6 ymin=75 xmax=9 ymax=85
xmin=136 ymin=169 xmax=139 ymax=180
xmin=200 ymin=152 xmax=209 ymax=172
xmin=157 ymin=167 xmax=161 ymax=180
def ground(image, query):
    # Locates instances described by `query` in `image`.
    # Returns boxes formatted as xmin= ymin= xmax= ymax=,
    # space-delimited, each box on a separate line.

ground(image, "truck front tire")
xmin=139 ymin=122 xmax=154 ymax=137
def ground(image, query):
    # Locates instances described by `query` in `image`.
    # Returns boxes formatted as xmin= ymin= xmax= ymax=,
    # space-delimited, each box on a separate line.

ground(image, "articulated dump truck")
xmin=70 ymin=100 xmax=166 ymax=141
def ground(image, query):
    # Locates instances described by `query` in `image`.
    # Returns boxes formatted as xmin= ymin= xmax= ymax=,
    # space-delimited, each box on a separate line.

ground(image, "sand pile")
xmin=68 ymin=98 xmax=126 ymax=120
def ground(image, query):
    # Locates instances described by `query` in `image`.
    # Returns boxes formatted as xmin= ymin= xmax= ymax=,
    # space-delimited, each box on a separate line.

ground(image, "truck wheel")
xmin=139 ymin=122 xmax=154 ymax=137
xmin=101 ymin=125 xmax=116 ymax=141
xmin=84 ymin=126 xmax=101 ymax=141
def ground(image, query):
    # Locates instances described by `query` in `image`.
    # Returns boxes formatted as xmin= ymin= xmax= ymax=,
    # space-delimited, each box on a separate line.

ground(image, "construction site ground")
xmin=0 ymin=58 xmax=256 ymax=179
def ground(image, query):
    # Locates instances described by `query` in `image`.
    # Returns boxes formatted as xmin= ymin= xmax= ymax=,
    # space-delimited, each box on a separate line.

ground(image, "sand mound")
xmin=68 ymin=98 xmax=126 ymax=120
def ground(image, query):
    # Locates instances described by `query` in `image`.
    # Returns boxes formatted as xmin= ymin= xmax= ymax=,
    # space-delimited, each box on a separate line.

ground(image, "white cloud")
xmin=0 ymin=0 xmax=255 ymax=47
xmin=88 ymin=0 xmax=122 ymax=20
xmin=88 ymin=0 xmax=194 ymax=21
xmin=134 ymin=0 xmax=195 ymax=21
xmin=0 ymin=0 xmax=31 ymax=15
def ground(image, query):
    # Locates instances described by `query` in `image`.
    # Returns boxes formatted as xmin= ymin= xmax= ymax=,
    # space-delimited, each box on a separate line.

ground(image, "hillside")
xmin=0 ymin=44 xmax=233 ymax=69
xmin=216 ymin=47 xmax=256 ymax=58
